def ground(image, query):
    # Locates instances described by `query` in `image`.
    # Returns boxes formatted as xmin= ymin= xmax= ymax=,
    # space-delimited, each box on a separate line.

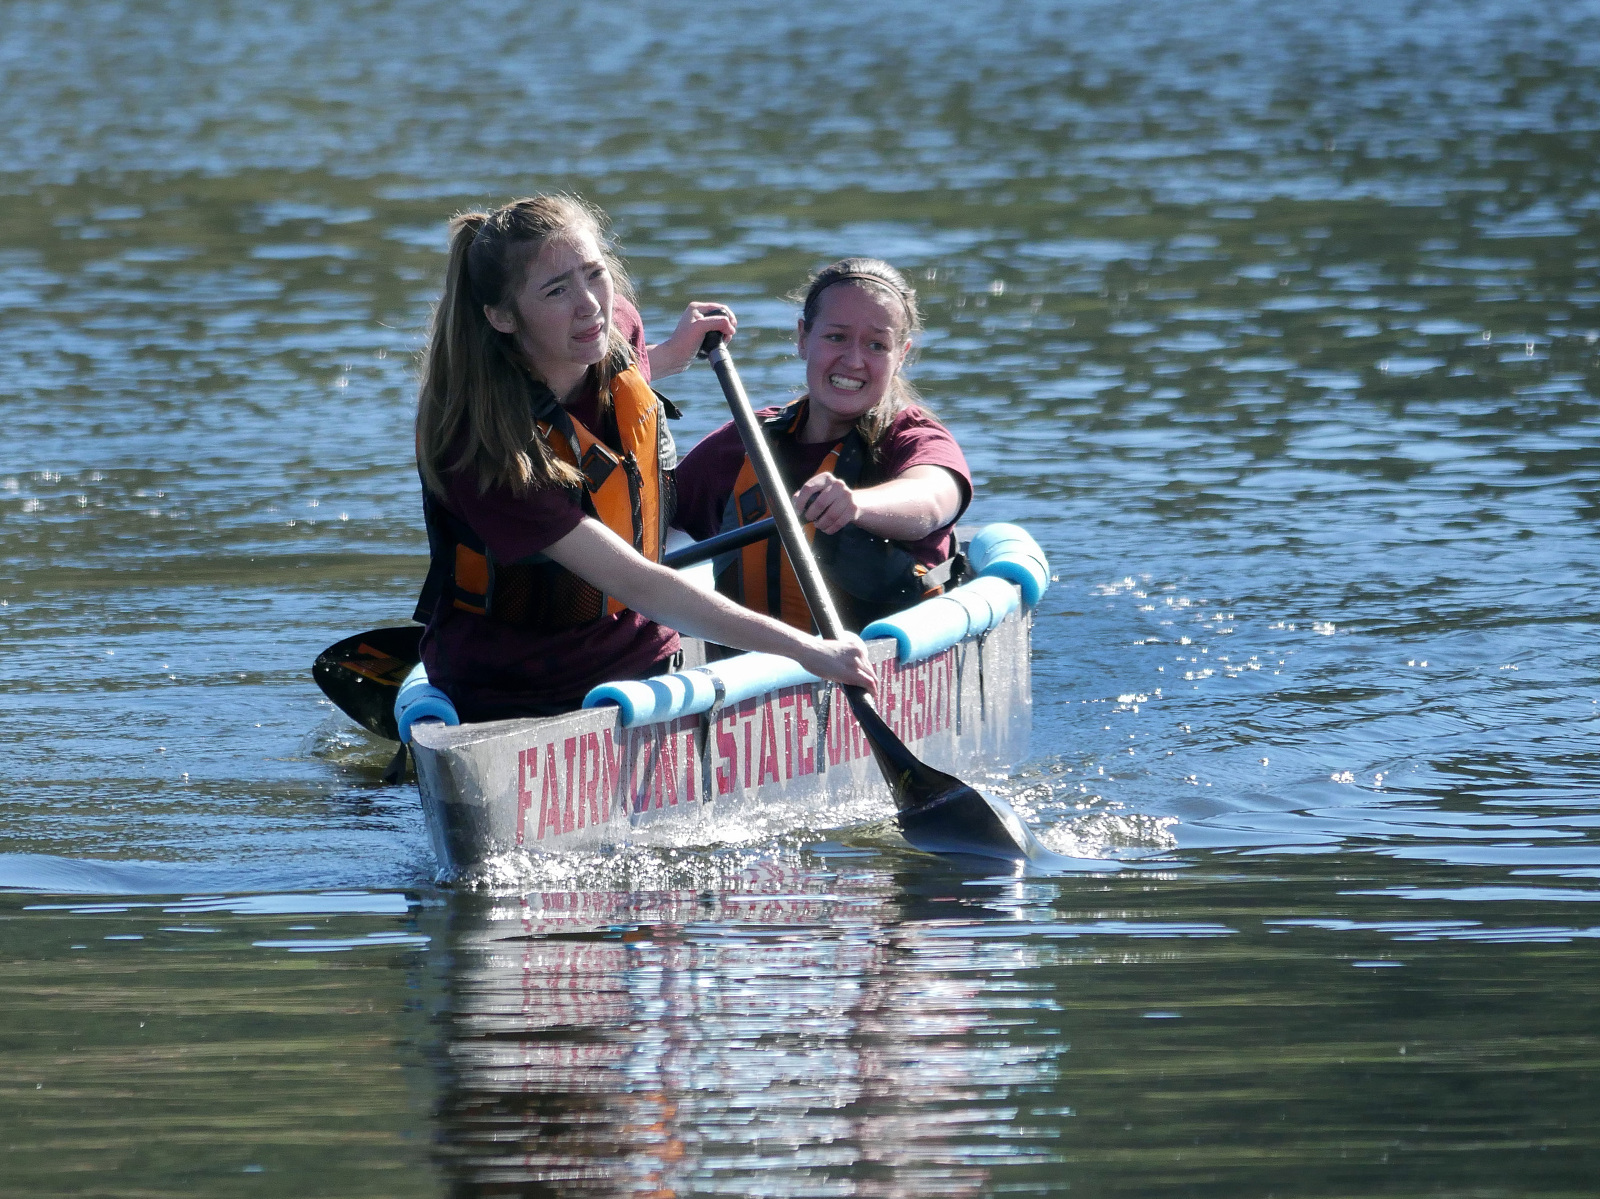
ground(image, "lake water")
xmin=4 ymin=0 xmax=1600 ymax=1193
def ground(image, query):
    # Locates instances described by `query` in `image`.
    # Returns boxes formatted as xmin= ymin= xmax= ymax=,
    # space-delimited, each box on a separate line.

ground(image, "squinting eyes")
xmin=544 ymin=268 xmax=608 ymax=298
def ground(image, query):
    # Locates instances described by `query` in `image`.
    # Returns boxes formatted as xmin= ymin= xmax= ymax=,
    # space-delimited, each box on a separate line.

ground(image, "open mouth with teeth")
xmin=829 ymin=374 xmax=866 ymax=391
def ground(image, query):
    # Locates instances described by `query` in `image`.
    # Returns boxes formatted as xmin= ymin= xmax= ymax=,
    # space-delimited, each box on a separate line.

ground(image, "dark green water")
xmin=4 ymin=0 xmax=1600 ymax=1193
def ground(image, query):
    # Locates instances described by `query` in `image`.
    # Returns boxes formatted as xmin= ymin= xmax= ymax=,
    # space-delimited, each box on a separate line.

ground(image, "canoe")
xmin=402 ymin=524 xmax=1050 ymax=881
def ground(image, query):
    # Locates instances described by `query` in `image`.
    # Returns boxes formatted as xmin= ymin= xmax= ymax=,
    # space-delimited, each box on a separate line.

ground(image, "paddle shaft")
xmin=700 ymin=336 xmax=851 ymax=643
xmin=661 ymin=515 xmax=775 ymax=570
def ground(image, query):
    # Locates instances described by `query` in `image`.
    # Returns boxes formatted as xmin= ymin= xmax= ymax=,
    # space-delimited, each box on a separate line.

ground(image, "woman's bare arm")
xmin=541 ymin=518 xmax=876 ymax=690
xmin=793 ymin=463 xmax=964 ymax=539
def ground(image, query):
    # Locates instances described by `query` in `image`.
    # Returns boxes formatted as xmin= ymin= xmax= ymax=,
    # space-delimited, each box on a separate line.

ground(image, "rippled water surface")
xmin=5 ymin=1 xmax=1600 ymax=1194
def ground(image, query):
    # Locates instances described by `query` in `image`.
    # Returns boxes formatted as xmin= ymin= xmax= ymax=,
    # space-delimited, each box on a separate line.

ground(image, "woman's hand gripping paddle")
xmin=698 ymin=331 xmax=1065 ymax=868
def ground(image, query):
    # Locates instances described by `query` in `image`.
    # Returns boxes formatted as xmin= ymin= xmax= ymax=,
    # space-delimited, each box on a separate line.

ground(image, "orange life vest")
xmin=713 ymin=398 xmax=959 ymax=633
xmin=416 ymin=364 xmax=671 ymax=631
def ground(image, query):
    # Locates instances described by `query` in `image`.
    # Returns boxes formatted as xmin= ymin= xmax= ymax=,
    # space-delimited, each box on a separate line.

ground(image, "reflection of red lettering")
xmin=562 ymin=736 xmax=578 ymax=834
xmin=757 ymin=703 xmax=779 ymax=784
xmin=915 ymin=668 xmax=927 ymax=740
xmin=715 ymin=712 xmax=737 ymax=795
xmin=904 ymin=666 xmax=914 ymax=739
xmin=909 ymin=665 xmax=920 ymax=737
xmin=908 ymin=664 xmax=920 ymax=738
xmin=894 ymin=666 xmax=907 ymax=740
xmin=516 ymin=748 xmax=535 ymax=845
xmin=538 ymin=743 xmax=561 ymax=840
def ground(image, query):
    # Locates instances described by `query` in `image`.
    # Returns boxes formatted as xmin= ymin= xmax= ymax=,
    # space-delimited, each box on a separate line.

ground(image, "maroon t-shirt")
xmin=419 ymin=297 xmax=676 ymax=721
xmin=673 ymin=402 xmax=972 ymax=570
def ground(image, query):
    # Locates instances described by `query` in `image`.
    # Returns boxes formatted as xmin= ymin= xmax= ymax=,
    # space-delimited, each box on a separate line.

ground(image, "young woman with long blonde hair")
xmin=413 ymin=195 xmax=873 ymax=720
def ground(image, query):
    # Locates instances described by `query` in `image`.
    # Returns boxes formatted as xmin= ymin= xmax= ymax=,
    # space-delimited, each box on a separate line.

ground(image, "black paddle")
xmin=699 ymin=331 xmax=1064 ymax=867
xmin=311 ymin=517 xmax=783 ymax=743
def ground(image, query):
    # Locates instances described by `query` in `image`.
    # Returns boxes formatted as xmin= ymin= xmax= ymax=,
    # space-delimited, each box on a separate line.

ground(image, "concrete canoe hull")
xmin=410 ymin=602 xmax=1032 ymax=880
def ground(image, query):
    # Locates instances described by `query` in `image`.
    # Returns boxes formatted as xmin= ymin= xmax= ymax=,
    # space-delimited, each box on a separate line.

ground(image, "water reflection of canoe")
xmin=406 ymin=524 xmax=1050 ymax=880
xmin=424 ymin=876 xmax=1029 ymax=1197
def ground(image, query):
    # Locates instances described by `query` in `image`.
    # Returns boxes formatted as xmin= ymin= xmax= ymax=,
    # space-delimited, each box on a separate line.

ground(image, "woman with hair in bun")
xmin=412 ymin=195 xmax=874 ymax=721
xmin=674 ymin=258 xmax=972 ymax=632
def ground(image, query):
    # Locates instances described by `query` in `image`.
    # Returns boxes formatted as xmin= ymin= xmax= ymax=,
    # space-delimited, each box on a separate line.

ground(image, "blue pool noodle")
xmin=394 ymin=662 xmax=461 ymax=743
xmin=584 ymin=652 xmax=820 ymax=728
xmin=582 ymin=668 xmax=720 ymax=729
xmin=965 ymin=523 xmax=1051 ymax=607
xmin=860 ymin=574 xmax=1020 ymax=664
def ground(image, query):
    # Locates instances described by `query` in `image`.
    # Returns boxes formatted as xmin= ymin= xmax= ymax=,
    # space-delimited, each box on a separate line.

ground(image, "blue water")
xmin=4 ymin=1 xmax=1600 ymax=1193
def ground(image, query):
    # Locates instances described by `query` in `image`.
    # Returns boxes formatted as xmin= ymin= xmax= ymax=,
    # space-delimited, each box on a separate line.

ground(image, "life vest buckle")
xmin=581 ymin=443 xmax=618 ymax=492
xmin=738 ymin=488 xmax=767 ymax=524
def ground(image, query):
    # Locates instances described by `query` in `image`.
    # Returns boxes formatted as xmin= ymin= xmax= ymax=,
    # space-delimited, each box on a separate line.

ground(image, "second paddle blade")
xmin=311 ymin=624 xmax=423 ymax=742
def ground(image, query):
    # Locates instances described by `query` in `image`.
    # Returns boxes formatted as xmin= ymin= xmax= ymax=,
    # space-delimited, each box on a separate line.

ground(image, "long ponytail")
xmin=416 ymin=195 xmax=633 ymax=498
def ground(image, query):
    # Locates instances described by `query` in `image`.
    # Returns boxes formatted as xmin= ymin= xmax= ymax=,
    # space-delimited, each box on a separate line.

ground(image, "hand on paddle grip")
xmin=793 ymin=472 xmax=860 ymax=535
xmin=650 ymin=303 xmax=736 ymax=378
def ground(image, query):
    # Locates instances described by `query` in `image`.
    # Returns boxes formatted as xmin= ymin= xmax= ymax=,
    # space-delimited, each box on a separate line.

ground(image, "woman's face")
xmin=488 ymin=227 xmax=615 ymax=396
xmin=796 ymin=283 xmax=910 ymax=437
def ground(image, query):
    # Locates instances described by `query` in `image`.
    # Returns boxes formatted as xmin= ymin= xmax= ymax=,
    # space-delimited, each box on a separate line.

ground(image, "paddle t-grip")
xmin=698 ymin=330 xmax=724 ymax=358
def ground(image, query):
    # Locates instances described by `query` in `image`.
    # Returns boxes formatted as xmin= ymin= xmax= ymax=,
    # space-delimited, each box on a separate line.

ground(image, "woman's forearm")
xmin=631 ymin=560 xmax=820 ymax=656
xmin=541 ymin=519 xmax=861 ymax=678
xmin=833 ymin=465 xmax=964 ymax=541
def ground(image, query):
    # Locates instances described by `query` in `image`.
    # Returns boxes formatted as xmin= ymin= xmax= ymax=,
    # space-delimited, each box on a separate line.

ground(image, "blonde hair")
xmin=416 ymin=194 xmax=634 ymax=498
xmin=793 ymin=257 xmax=928 ymax=456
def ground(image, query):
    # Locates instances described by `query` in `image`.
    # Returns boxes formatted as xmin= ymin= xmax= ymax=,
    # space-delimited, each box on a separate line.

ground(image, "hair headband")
xmin=815 ymin=271 xmax=915 ymax=325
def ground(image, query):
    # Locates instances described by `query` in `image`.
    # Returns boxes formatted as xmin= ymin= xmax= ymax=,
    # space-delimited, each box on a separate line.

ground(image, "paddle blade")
xmin=311 ymin=625 xmax=423 ymax=742
xmin=844 ymin=689 xmax=1048 ymax=864
xmin=898 ymin=782 xmax=1040 ymax=862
